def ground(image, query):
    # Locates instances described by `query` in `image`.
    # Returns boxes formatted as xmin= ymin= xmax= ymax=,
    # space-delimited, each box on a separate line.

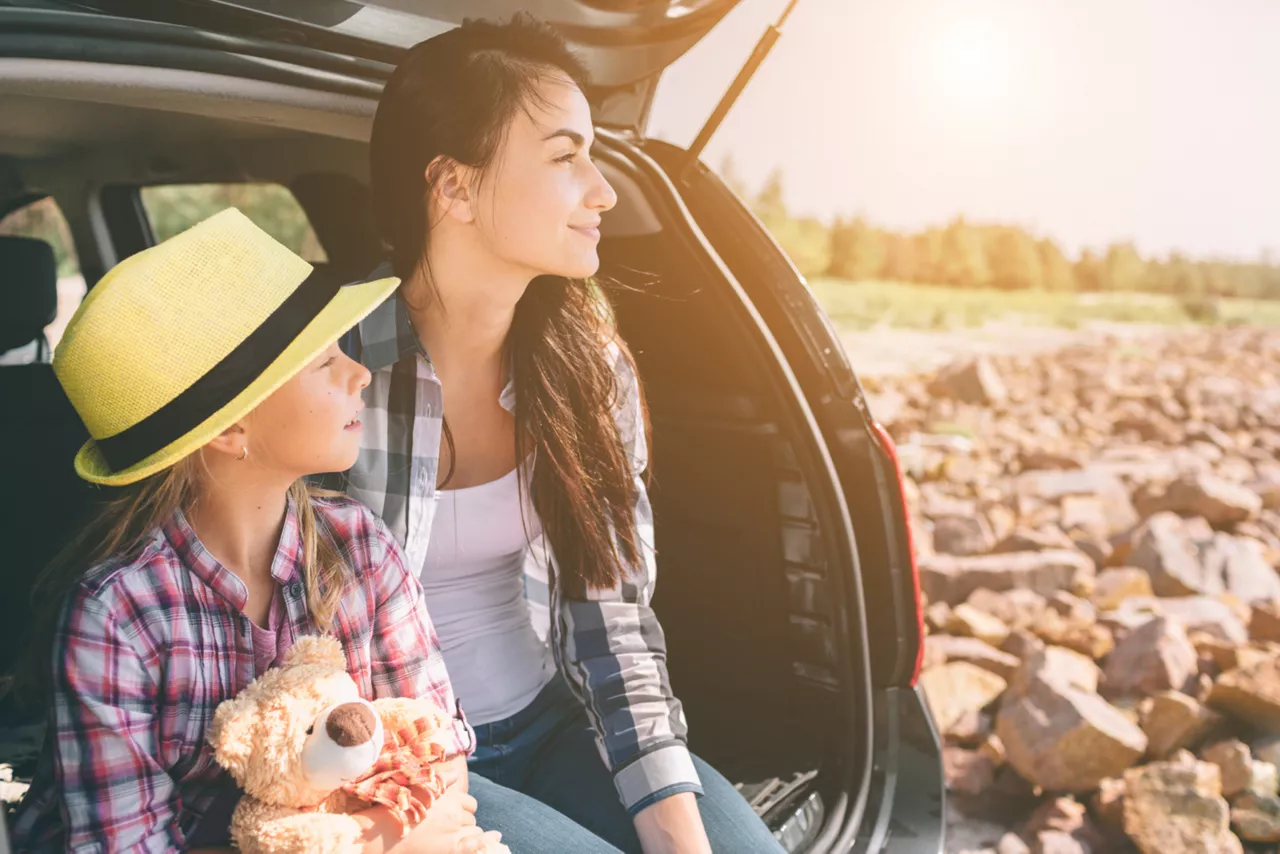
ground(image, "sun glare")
xmin=932 ymin=21 xmax=1012 ymax=109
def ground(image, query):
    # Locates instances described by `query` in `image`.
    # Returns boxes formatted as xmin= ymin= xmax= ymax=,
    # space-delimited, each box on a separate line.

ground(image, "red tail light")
xmin=871 ymin=421 xmax=926 ymax=685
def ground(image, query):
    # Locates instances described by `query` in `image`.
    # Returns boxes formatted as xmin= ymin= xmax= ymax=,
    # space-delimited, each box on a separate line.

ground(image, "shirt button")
xmin=289 ymin=582 xmax=303 ymax=598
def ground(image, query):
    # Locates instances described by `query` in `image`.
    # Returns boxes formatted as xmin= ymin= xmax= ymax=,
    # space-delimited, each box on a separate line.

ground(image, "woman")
xmin=8 ymin=210 xmax=502 ymax=854
xmin=327 ymin=14 xmax=787 ymax=854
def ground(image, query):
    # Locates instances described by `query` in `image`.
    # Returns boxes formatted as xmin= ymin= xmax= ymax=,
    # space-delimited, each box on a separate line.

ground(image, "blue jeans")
xmin=466 ymin=675 xmax=785 ymax=854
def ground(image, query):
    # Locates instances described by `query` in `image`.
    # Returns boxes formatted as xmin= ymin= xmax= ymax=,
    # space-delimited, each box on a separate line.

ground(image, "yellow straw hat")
xmin=53 ymin=207 xmax=398 ymax=486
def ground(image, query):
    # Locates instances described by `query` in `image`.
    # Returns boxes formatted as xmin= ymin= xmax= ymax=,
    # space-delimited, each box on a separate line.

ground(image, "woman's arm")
xmin=633 ymin=794 xmax=712 ymax=854
xmin=49 ymin=593 xmax=187 ymax=852
xmin=555 ymin=344 xmax=708 ymax=851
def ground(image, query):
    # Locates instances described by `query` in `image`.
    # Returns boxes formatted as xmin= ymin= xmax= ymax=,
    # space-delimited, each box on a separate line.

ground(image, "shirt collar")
xmin=352 ymin=261 xmax=428 ymax=374
xmin=163 ymin=493 xmax=302 ymax=610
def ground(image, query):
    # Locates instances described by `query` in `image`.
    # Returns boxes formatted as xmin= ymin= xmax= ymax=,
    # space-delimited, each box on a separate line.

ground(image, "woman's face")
xmin=467 ymin=74 xmax=618 ymax=280
xmin=242 ymin=342 xmax=371 ymax=477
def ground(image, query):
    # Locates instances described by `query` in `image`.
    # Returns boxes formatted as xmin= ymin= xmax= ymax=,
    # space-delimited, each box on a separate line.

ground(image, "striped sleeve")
xmin=558 ymin=342 xmax=703 ymax=815
xmin=51 ymin=589 xmax=184 ymax=853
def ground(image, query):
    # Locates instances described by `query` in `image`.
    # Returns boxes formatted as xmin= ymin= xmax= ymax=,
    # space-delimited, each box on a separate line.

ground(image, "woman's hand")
xmin=633 ymin=792 xmax=713 ymax=854
xmin=435 ymin=754 xmax=470 ymax=794
xmin=359 ymin=787 xmax=503 ymax=854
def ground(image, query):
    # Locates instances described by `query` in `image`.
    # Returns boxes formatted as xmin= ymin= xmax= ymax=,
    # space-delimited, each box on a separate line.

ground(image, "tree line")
xmin=726 ymin=160 xmax=1280 ymax=302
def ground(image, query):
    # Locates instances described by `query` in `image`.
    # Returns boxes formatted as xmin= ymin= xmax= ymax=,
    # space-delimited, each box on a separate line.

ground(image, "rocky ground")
xmin=865 ymin=325 xmax=1280 ymax=853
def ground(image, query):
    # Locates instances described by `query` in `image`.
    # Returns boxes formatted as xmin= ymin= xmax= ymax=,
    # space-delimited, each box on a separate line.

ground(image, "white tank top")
xmin=421 ymin=464 xmax=554 ymax=726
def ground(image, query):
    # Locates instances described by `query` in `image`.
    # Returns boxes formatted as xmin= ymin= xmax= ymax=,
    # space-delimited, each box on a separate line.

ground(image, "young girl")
xmin=327 ymin=14 xmax=786 ymax=854
xmin=8 ymin=209 xmax=504 ymax=854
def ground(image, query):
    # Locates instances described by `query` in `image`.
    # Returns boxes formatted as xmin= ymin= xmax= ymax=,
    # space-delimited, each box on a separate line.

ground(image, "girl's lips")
xmin=344 ymin=418 xmax=363 ymax=431
xmin=571 ymin=225 xmax=601 ymax=241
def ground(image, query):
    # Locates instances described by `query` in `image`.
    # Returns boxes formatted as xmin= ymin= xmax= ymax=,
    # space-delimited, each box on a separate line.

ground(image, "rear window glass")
xmin=0 ymin=196 xmax=84 ymax=350
xmin=140 ymin=183 xmax=327 ymax=262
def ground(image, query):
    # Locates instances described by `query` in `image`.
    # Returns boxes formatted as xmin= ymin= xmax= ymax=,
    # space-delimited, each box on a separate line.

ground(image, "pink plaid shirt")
xmin=10 ymin=493 xmax=471 ymax=853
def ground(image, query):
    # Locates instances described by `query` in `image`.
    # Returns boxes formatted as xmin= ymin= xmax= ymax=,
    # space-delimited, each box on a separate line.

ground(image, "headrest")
xmin=0 ymin=236 xmax=58 ymax=352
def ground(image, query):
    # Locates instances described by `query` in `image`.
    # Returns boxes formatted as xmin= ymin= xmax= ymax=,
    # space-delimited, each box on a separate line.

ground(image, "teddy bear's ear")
xmin=283 ymin=634 xmax=346 ymax=670
xmin=207 ymin=693 xmax=257 ymax=783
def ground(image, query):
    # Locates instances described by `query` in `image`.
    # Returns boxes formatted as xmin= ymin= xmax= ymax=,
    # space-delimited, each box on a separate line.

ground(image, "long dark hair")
xmin=370 ymin=14 xmax=649 ymax=593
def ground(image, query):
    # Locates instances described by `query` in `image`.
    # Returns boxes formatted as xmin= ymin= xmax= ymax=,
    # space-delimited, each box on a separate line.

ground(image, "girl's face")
xmin=241 ymin=342 xmax=370 ymax=477
xmin=466 ymin=74 xmax=619 ymax=280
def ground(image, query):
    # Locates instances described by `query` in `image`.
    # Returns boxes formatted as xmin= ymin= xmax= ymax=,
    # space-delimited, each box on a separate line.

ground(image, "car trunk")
xmin=0 ymin=6 xmax=926 ymax=848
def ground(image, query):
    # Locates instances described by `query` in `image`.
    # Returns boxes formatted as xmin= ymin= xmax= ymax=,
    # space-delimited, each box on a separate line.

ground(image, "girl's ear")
xmin=205 ymin=423 xmax=247 ymax=460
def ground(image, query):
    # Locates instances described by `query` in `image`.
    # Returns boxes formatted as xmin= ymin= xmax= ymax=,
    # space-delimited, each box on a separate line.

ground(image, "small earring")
xmin=238 ymin=446 xmax=249 ymax=461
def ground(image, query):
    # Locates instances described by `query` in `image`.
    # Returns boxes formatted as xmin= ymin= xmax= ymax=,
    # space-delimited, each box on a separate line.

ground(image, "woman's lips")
xmin=570 ymin=225 xmax=601 ymax=241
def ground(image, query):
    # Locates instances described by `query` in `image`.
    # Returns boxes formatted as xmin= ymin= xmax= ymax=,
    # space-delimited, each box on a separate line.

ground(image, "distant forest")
xmin=722 ymin=156 xmax=1280 ymax=302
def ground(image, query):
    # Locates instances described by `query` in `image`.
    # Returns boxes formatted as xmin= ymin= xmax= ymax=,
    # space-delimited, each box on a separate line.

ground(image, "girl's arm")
xmin=48 ymin=592 xmax=187 ymax=852
xmin=366 ymin=513 xmax=474 ymax=760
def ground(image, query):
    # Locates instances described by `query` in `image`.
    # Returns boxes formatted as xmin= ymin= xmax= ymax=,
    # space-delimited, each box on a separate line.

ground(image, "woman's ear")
xmin=429 ymin=157 xmax=475 ymax=224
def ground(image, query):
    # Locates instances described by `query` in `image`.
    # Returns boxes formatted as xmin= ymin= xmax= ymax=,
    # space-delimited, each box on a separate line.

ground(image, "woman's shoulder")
xmin=309 ymin=492 xmax=400 ymax=573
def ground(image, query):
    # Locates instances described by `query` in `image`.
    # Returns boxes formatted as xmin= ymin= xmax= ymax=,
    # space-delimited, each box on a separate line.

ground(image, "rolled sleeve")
xmin=615 ymin=742 xmax=704 ymax=816
xmin=556 ymin=341 xmax=702 ymax=813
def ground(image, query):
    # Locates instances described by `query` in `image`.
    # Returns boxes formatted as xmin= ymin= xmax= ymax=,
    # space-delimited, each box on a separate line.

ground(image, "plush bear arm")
xmin=371 ymin=696 xmax=444 ymax=737
xmin=230 ymin=796 xmax=366 ymax=854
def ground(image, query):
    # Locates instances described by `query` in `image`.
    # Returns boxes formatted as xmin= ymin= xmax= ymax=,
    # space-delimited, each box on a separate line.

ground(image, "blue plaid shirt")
xmin=321 ymin=268 xmax=701 ymax=814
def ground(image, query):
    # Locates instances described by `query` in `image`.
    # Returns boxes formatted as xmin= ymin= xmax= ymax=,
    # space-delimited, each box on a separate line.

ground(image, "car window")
xmin=0 ymin=196 xmax=84 ymax=350
xmin=140 ymin=183 xmax=327 ymax=263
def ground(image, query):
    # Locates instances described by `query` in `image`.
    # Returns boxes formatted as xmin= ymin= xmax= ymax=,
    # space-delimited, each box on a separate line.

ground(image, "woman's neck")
xmin=403 ymin=231 xmax=529 ymax=382
xmin=187 ymin=471 xmax=290 ymax=585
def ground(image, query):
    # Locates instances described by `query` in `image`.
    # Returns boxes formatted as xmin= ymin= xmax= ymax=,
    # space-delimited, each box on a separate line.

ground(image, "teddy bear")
xmin=206 ymin=634 xmax=457 ymax=854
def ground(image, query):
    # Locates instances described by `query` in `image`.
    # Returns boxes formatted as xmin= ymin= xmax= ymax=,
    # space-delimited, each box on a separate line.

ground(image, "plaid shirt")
xmin=10 ymin=494 xmax=471 ymax=853
xmin=319 ymin=270 xmax=701 ymax=815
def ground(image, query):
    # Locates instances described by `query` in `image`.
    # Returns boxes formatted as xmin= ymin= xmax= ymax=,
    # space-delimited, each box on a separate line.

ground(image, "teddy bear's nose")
xmin=326 ymin=701 xmax=378 ymax=747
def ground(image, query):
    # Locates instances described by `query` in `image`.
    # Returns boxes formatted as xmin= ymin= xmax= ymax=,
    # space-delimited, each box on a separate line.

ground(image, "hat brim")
xmin=74 ymin=275 xmax=400 ymax=486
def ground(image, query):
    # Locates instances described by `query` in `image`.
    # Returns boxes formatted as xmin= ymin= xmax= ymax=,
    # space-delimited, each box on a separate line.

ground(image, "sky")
xmin=648 ymin=0 xmax=1279 ymax=262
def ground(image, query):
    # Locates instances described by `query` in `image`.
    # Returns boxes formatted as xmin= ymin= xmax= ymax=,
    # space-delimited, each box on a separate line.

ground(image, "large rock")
xmin=924 ymin=635 xmax=1020 ymax=681
xmin=1199 ymin=533 xmax=1280 ymax=604
xmin=943 ymin=745 xmax=998 ymax=796
xmin=1231 ymin=791 xmax=1280 ymax=843
xmin=1109 ymin=596 xmax=1250 ymax=645
xmin=1157 ymin=474 xmax=1264 ymax=527
xmin=1035 ymin=611 xmax=1115 ymax=661
xmin=1209 ymin=658 xmax=1280 ymax=732
xmin=1011 ymin=645 xmax=1102 ymax=695
xmin=1201 ymin=740 xmax=1259 ymax=798
xmin=919 ymin=662 xmax=1008 ymax=735
xmin=1141 ymin=691 xmax=1224 ymax=759
xmin=920 ymin=550 xmax=1097 ymax=606
xmin=1022 ymin=797 xmax=1106 ymax=854
xmin=1103 ymin=616 xmax=1199 ymax=698
xmin=928 ymin=357 xmax=1008 ymax=405
xmin=997 ymin=667 xmax=1147 ymax=793
xmin=1016 ymin=469 xmax=1139 ymax=537
xmin=1252 ymin=601 xmax=1280 ymax=645
xmin=1128 ymin=513 xmax=1218 ymax=598
xmin=933 ymin=514 xmax=998 ymax=556
xmin=993 ymin=527 xmax=1077 ymax=554
xmin=1091 ymin=567 xmax=1155 ymax=611
xmin=1123 ymin=760 xmax=1238 ymax=854
xmin=947 ymin=603 xmax=1012 ymax=647
xmin=967 ymin=588 xmax=1050 ymax=630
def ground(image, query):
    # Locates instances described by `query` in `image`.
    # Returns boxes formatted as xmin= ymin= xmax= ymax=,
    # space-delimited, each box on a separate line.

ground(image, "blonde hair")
xmin=9 ymin=456 xmax=352 ymax=709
